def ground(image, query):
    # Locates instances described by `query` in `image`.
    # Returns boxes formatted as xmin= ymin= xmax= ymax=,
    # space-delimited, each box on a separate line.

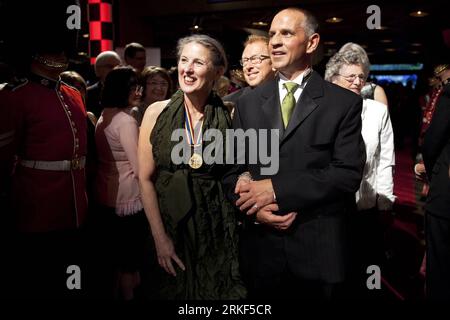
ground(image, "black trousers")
xmin=246 ymin=269 xmax=339 ymax=300
xmin=426 ymin=212 xmax=450 ymax=300
xmin=239 ymin=223 xmax=342 ymax=300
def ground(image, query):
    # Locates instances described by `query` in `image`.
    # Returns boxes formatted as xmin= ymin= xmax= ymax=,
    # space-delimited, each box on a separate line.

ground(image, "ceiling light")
xmin=409 ymin=10 xmax=429 ymax=17
xmin=189 ymin=25 xmax=203 ymax=32
xmin=82 ymin=34 xmax=89 ymax=38
xmin=252 ymin=21 xmax=268 ymax=27
xmin=380 ymin=39 xmax=393 ymax=43
xmin=385 ymin=48 xmax=396 ymax=52
xmin=410 ymin=51 xmax=420 ymax=54
xmin=323 ymin=41 xmax=336 ymax=45
xmin=411 ymin=43 xmax=422 ymax=47
xmin=326 ymin=17 xmax=343 ymax=23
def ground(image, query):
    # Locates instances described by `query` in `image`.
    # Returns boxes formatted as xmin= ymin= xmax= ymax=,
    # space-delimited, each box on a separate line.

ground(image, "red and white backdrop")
xmin=88 ymin=0 xmax=113 ymax=64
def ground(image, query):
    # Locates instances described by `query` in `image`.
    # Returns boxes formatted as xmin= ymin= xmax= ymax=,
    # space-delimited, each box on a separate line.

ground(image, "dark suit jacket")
xmin=223 ymin=86 xmax=253 ymax=104
xmin=223 ymin=71 xmax=366 ymax=283
xmin=86 ymin=81 xmax=103 ymax=118
xmin=423 ymin=83 xmax=450 ymax=218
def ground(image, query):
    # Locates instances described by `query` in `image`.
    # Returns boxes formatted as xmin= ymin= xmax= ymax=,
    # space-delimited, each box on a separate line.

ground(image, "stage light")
xmin=409 ymin=10 xmax=429 ymax=17
xmin=326 ymin=17 xmax=343 ymax=23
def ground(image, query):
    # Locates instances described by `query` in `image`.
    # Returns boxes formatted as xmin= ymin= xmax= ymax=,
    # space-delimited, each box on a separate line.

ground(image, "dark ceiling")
xmin=127 ymin=0 xmax=450 ymax=72
xmin=1 ymin=0 xmax=448 ymax=79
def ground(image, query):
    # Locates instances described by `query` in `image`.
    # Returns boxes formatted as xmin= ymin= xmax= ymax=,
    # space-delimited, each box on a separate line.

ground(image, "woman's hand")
xmin=234 ymin=171 xmax=252 ymax=194
xmin=154 ymin=234 xmax=185 ymax=276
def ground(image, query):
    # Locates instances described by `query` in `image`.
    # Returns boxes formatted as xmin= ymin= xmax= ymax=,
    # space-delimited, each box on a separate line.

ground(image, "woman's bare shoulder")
xmin=142 ymin=99 xmax=171 ymax=125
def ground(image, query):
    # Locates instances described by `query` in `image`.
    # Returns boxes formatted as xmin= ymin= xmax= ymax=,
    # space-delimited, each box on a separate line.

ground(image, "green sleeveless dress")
xmin=148 ymin=90 xmax=246 ymax=300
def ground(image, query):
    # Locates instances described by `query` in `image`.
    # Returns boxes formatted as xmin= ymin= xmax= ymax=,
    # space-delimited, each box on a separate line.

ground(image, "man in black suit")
xmin=124 ymin=42 xmax=146 ymax=74
xmin=422 ymin=65 xmax=450 ymax=300
xmin=86 ymin=51 xmax=121 ymax=119
xmin=223 ymin=7 xmax=366 ymax=299
xmin=224 ymin=35 xmax=274 ymax=103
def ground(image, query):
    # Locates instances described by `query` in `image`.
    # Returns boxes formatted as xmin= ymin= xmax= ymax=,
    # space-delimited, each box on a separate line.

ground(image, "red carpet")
xmin=382 ymin=143 xmax=425 ymax=299
xmin=394 ymin=147 xmax=417 ymax=208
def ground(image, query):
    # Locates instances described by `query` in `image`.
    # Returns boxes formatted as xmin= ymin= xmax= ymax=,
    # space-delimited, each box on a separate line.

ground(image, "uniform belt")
xmin=20 ymin=157 xmax=86 ymax=171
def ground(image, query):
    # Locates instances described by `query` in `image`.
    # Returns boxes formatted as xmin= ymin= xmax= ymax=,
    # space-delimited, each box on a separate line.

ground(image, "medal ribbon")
xmin=184 ymin=104 xmax=203 ymax=147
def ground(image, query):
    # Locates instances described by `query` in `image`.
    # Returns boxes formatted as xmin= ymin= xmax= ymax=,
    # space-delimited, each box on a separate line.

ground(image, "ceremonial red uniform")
xmin=3 ymin=73 xmax=87 ymax=232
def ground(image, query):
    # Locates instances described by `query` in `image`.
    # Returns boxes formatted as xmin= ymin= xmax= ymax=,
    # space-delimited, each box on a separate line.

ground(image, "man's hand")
xmin=256 ymin=203 xmax=297 ymax=230
xmin=414 ymin=163 xmax=427 ymax=182
xmin=236 ymin=179 xmax=275 ymax=215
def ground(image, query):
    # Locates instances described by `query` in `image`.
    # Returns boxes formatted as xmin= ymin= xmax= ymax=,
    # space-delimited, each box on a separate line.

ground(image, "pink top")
xmin=95 ymin=107 xmax=143 ymax=216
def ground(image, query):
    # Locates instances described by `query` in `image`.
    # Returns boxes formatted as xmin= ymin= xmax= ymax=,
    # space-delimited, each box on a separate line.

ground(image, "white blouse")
xmin=356 ymin=99 xmax=395 ymax=211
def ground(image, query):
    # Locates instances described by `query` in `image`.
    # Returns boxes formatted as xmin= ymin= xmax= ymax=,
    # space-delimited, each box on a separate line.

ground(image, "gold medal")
xmin=188 ymin=153 xmax=203 ymax=169
xmin=184 ymin=102 xmax=204 ymax=169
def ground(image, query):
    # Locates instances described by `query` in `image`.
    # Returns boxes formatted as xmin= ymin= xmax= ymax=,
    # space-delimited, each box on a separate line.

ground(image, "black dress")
xmin=146 ymin=90 xmax=246 ymax=300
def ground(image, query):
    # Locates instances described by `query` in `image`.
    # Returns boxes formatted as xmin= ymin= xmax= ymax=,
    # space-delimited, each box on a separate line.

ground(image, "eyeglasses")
xmin=338 ymin=74 xmax=366 ymax=83
xmin=240 ymin=55 xmax=270 ymax=66
xmin=132 ymin=85 xmax=143 ymax=95
xmin=147 ymin=81 xmax=169 ymax=88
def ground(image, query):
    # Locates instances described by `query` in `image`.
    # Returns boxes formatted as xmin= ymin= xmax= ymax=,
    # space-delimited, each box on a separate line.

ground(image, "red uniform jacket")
xmin=4 ymin=74 xmax=88 ymax=232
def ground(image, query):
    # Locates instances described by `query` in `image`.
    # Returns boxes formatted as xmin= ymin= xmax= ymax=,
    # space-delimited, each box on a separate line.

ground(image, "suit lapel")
xmin=282 ymin=71 xmax=324 ymax=142
xmin=260 ymin=79 xmax=284 ymax=137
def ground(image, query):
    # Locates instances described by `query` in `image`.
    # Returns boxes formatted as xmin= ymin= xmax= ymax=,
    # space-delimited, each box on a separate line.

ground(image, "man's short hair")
xmin=281 ymin=7 xmax=319 ymax=37
xmin=124 ymin=42 xmax=146 ymax=59
xmin=244 ymin=35 xmax=269 ymax=47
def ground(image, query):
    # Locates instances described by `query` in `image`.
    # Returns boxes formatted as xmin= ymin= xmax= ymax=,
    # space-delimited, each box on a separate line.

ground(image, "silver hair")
xmin=324 ymin=49 xmax=369 ymax=82
xmin=177 ymin=34 xmax=228 ymax=72
xmin=338 ymin=42 xmax=370 ymax=74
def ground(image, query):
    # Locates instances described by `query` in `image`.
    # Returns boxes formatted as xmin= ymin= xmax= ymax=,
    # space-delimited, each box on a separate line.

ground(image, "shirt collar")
xmin=278 ymin=68 xmax=312 ymax=88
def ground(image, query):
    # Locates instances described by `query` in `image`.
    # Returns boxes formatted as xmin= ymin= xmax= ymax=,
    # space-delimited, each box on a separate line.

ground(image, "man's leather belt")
xmin=20 ymin=157 xmax=86 ymax=171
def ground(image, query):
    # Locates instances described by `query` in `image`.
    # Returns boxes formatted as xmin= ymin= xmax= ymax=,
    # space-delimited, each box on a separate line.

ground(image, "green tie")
xmin=281 ymin=82 xmax=299 ymax=128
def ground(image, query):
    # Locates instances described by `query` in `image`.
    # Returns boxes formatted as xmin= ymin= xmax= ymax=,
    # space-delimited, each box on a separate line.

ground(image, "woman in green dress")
xmin=138 ymin=34 xmax=246 ymax=300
